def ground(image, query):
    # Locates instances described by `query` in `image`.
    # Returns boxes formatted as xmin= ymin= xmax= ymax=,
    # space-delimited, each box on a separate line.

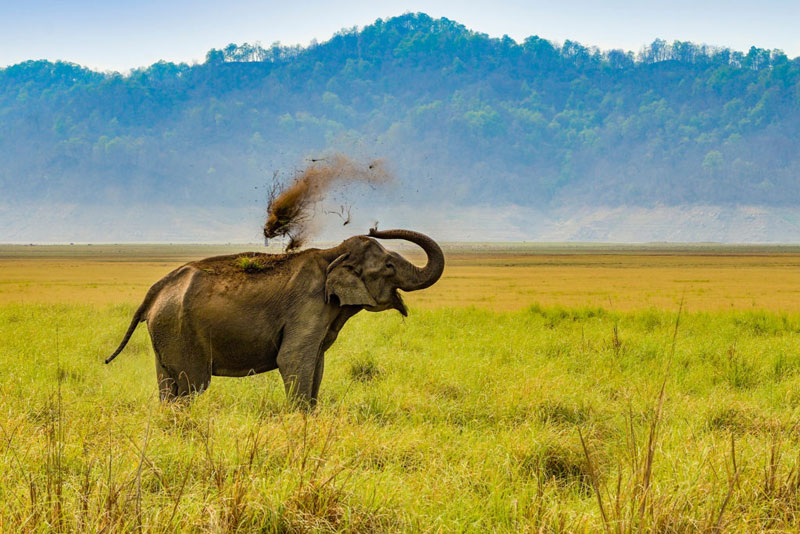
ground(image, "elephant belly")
xmin=210 ymin=343 xmax=279 ymax=376
xmin=212 ymin=359 xmax=278 ymax=377
xmin=207 ymin=324 xmax=282 ymax=377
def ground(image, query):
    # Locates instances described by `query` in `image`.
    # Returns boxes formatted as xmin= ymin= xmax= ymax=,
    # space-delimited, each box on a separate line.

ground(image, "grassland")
xmin=6 ymin=243 xmax=800 ymax=311
xmin=1 ymin=244 xmax=800 ymax=532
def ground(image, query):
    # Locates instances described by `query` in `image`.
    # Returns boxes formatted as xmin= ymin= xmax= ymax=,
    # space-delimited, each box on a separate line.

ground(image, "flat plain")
xmin=5 ymin=243 xmax=800 ymax=311
xmin=2 ymin=244 xmax=800 ymax=532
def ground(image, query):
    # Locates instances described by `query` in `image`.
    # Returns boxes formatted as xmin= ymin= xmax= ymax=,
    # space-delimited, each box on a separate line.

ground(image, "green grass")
xmin=1 ymin=303 xmax=800 ymax=532
xmin=234 ymin=255 xmax=269 ymax=273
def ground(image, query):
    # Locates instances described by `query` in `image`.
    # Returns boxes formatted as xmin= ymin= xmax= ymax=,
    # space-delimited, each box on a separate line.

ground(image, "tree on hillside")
xmin=0 ymin=12 xmax=798 ymax=207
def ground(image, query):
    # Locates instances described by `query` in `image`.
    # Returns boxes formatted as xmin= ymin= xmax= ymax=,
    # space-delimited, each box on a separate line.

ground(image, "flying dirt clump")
xmin=264 ymin=154 xmax=391 ymax=250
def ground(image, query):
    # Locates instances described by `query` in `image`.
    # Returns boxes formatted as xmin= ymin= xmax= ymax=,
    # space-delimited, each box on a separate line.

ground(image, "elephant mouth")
xmin=364 ymin=289 xmax=408 ymax=316
xmin=391 ymin=290 xmax=408 ymax=316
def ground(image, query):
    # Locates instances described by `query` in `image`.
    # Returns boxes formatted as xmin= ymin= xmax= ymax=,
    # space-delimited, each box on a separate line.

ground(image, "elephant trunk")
xmin=368 ymin=228 xmax=445 ymax=291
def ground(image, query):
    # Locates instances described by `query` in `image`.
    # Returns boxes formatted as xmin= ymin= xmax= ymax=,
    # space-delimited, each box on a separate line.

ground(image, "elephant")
xmin=105 ymin=228 xmax=444 ymax=406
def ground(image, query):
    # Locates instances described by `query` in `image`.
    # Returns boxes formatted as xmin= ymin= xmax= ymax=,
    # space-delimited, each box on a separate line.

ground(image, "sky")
xmin=2 ymin=0 xmax=799 ymax=72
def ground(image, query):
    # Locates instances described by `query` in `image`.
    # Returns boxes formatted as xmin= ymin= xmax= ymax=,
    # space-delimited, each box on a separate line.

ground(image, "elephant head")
xmin=324 ymin=229 xmax=445 ymax=316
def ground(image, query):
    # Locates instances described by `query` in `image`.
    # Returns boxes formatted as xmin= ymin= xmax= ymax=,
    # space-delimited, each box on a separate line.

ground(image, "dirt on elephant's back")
xmin=189 ymin=251 xmax=298 ymax=277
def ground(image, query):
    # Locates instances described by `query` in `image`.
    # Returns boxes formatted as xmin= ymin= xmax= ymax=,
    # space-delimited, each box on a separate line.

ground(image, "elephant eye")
xmin=385 ymin=261 xmax=395 ymax=271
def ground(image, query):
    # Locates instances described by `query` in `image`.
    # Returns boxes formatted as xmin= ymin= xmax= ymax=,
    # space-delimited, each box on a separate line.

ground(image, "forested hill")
xmin=1 ymin=12 xmax=799 ymax=211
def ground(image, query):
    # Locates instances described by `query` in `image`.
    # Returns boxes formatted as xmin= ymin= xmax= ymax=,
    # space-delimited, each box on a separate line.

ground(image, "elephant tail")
xmin=105 ymin=271 xmax=174 ymax=364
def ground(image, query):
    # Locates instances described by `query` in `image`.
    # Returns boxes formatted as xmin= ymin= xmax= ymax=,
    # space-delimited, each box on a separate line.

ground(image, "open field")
xmin=5 ymin=243 xmax=800 ymax=311
xmin=2 ymin=245 xmax=800 ymax=532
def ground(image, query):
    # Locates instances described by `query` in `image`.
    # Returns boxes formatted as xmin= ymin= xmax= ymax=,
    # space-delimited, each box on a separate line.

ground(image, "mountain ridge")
xmin=1 ymin=13 xmax=799 ymax=241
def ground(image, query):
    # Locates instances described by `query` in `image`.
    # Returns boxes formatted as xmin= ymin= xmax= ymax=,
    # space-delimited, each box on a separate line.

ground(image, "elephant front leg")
xmin=276 ymin=331 xmax=327 ymax=409
xmin=308 ymin=326 xmax=341 ymax=403
xmin=310 ymin=350 xmax=325 ymax=401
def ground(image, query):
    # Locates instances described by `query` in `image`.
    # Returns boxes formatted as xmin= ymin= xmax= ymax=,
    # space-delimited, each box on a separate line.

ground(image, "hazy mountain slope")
xmin=1 ymin=13 xmax=799 ymax=241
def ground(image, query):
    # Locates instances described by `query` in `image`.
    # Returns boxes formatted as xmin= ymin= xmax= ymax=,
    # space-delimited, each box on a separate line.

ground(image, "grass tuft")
xmin=235 ymin=255 xmax=269 ymax=272
xmin=536 ymin=401 xmax=591 ymax=426
xmin=539 ymin=442 xmax=595 ymax=492
xmin=348 ymin=355 xmax=383 ymax=382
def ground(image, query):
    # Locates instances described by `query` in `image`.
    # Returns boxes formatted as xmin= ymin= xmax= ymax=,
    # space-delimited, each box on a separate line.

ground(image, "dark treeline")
xmin=1 ymin=13 xmax=799 ymax=208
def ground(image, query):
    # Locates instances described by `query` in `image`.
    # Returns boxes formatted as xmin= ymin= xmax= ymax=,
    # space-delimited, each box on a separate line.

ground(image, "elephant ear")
xmin=325 ymin=253 xmax=377 ymax=307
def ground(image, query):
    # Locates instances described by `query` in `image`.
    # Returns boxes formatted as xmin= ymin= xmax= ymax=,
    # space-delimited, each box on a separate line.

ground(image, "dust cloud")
xmin=263 ymin=154 xmax=391 ymax=250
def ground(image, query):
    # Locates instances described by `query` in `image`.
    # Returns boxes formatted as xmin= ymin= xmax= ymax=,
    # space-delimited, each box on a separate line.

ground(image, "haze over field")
xmin=2 ymin=12 xmax=800 ymax=242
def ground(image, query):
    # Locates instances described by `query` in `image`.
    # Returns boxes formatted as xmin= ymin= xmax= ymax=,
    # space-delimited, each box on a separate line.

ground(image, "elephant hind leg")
xmin=155 ymin=355 xmax=210 ymax=401
xmin=155 ymin=358 xmax=178 ymax=401
xmin=175 ymin=369 xmax=210 ymax=397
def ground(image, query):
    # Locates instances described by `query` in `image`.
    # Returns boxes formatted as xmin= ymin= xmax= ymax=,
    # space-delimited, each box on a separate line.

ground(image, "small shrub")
xmin=427 ymin=381 xmax=463 ymax=400
xmin=537 ymin=401 xmax=590 ymax=426
xmin=284 ymin=482 xmax=346 ymax=529
xmin=518 ymin=442 xmax=593 ymax=493
xmin=636 ymin=308 xmax=663 ymax=332
xmin=772 ymin=350 xmax=800 ymax=381
xmin=363 ymin=444 xmax=426 ymax=472
xmin=706 ymin=406 xmax=780 ymax=435
xmin=733 ymin=311 xmax=795 ymax=336
xmin=54 ymin=364 xmax=84 ymax=382
xmin=351 ymin=395 xmax=395 ymax=424
xmin=543 ymin=339 xmax=571 ymax=359
xmin=707 ymin=407 xmax=753 ymax=434
xmin=349 ymin=356 xmax=383 ymax=382
xmin=724 ymin=344 xmax=758 ymax=389
xmin=632 ymin=339 xmax=661 ymax=362
xmin=527 ymin=303 xmax=607 ymax=327
xmin=610 ymin=323 xmax=623 ymax=355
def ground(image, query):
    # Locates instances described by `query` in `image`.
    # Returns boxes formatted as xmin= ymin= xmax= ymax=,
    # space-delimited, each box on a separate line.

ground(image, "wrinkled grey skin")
xmin=105 ymin=229 xmax=444 ymax=406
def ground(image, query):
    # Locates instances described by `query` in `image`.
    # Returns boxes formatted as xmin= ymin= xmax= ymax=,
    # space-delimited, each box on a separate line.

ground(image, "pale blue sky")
xmin=2 ymin=0 xmax=798 ymax=72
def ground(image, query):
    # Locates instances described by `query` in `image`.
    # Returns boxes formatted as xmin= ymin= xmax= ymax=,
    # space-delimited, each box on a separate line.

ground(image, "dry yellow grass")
xmin=3 ymin=244 xmax=800 ymax=311
xmin=419 ymin=251 xmax=800 ymax=311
